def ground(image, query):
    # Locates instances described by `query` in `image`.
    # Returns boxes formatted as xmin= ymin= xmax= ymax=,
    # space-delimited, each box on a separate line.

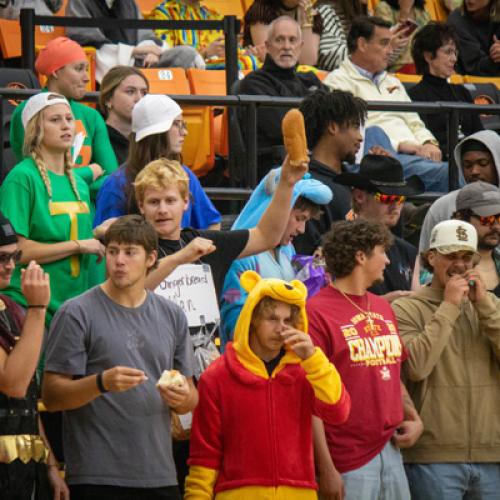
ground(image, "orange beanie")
xmin=35 ymin=37 xmax=87 ymax=76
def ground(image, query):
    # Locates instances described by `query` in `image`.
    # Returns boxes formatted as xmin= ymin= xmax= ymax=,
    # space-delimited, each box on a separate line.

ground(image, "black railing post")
xmin=224 ymin=15 xmax=239 ymax=95
xmin=246 ymin=102 xmax=258 ymax=188
xmin=0 ymin=95 xmax=4 ymax=182
xmin=447 ymin=108 xmax=460 ymax=191
xmin=20 ymin=8 xmax=36 ymax=71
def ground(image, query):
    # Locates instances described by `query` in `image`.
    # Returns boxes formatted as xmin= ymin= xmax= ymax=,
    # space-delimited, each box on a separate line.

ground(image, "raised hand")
xmin=281 ymin=327 xmax=315 ymax=360
xmin=444 ymin=274 xmax=469 ymax=306
xmin=21 ymin=260 xmax=50 ymax=307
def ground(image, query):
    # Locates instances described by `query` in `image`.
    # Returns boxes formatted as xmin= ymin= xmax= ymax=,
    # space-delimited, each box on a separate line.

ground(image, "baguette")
xmin=282 ymin=108 xmax=308 ymax=166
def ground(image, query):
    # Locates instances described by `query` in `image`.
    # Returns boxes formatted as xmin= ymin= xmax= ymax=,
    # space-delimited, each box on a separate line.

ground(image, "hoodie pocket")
xmin=418 ymin=385 xmax=468 ymax=449
xmin=471 ymin=384 xmax=500 ymax=448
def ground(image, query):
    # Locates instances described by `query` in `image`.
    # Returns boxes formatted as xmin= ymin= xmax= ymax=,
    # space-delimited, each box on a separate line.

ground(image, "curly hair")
xmin=299 ymin=89 xmax=367 ymax=149
xmin=251 ymin=296 xmax=301 ymax=331
xmin=322 ymin=219 xmax=393 ymax=278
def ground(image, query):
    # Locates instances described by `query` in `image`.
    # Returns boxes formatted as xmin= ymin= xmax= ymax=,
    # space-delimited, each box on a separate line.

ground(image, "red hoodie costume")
xmin=186 ymin=271 xmax=351 ymax=499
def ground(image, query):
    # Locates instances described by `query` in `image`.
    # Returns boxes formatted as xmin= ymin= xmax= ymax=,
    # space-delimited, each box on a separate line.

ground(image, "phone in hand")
xmin=393 ymin=20 xmax=419 ymax=37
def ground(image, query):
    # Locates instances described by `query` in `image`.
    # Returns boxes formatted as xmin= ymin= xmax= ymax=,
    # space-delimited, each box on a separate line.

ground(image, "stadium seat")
xmin=0 ymin=68 xmax=40 ymax=147
xmin=463 ymin=82 xmax=500 ymax=131
xmin=425 ymin=0 xmax=449 ymax=22
xmin=136 ymin=0 xmax=160 ymax=17
xmin=464 ymin=75 xmax=500 ymax=90
xmin=142 ymin=67 xmax=217 ymax=176
xmin=187 ymin=68 xmax=228 ymax=159
xmin=141 ymin=67 xmax=191 ymax=94
xmin=202 ymin=0 xmax=244 ymax=18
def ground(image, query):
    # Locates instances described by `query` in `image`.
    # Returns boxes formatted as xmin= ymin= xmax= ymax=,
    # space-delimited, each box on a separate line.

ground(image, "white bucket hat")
xmin=429 ymin=220 xmax=478 ymax=254
xmin=132 ymin=94 xmax=182 ymax=142
xmin=21 ymin=92 xmax=70 ymax=128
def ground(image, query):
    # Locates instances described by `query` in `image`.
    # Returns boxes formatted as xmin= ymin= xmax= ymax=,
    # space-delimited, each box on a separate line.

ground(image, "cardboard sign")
xmin=155 ymin=264 xmax=220 ymax=327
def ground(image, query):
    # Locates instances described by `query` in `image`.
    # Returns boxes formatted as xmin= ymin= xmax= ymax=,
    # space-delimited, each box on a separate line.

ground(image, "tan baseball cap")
xmin=429 ymin=220 xmax=478 ymax=254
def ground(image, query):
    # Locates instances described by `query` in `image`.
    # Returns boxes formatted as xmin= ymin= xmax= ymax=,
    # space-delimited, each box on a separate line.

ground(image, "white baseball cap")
xmin=132 ymin=94 xmax=182 ymax=142
xmin=21 ymin=92 xmax=70 ymax=128
xmin=429 ymin=220 xmax=478 ymax=254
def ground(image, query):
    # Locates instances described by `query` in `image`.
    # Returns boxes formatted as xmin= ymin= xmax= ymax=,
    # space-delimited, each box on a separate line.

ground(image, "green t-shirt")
xmin=0 ymin=158 xmax=96 ymax=324
xmin=10 ymin=90 xmax=119 ymax=199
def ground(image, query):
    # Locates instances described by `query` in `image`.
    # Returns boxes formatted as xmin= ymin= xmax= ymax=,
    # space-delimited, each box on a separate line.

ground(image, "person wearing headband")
xmin=0 ymin=92 xmax=105 ymax=325
xmin=0 ymin=212 xmax=69 ymax=500
xmin=10 ymin=37 xmax=118 ymax=199
xmin=393 ymin=219 xmax=500 ymax=500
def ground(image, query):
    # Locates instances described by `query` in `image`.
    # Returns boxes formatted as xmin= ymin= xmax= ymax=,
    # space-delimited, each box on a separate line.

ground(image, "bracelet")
xmin=27 ymin=304 xmax=47 ymax=308
xmin=96 ymin=371 xmax=108 ymax=394
xmin=301 ymin=23 xmax=313 ymax=29
xmin=73 ymin=240 xmax=81 ymax=254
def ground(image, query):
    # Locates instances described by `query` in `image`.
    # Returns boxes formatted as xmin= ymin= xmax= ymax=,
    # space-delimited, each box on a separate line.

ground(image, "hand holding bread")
xmin=282 ymin=109 xmax=309 ymax=167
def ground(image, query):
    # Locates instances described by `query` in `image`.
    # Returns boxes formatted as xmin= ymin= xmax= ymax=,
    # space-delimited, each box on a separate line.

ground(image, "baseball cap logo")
xmin=456 ymin=226 xmax=469 ymax=242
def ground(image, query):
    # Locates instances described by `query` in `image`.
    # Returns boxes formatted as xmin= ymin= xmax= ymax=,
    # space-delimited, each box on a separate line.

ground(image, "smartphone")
xmin=393 ymin=20 xmax=418 ymax=37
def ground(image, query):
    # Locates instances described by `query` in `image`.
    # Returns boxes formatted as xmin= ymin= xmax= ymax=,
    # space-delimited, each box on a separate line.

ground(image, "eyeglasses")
xmin=373 ymin=192 xmax=406 ymax=205
xmin=472 ymin=213 xmax=500 ymax=227
xmin=0 ymin=250 xmax=22 ymax=265
xmin=171 ymin=120 xmax=188 ymax=132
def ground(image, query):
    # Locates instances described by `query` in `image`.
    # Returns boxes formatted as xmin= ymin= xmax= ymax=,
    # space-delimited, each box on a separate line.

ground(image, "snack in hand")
xmin=282 ymin=108 xmax=308 ymax=166
xmin=156 ymin=369 xmax=186 ymax=388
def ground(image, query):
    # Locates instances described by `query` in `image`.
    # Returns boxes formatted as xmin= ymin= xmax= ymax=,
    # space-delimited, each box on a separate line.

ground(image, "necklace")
xmin=330 ymin=283 xmax=376 ymax=333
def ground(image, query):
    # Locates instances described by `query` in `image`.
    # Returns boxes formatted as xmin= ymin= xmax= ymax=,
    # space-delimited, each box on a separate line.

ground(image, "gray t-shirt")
xmin=44 ymin=286 xmax=194 ymax=488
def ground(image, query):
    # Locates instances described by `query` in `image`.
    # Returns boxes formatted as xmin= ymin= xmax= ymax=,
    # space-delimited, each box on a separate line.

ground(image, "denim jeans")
xmin=341 ymin=441 xmax=411 ymax=500
xmin=405 ymin=463 xmax=500 ymax=500
xmin=364 ymin=126 xmax=454 ymax=193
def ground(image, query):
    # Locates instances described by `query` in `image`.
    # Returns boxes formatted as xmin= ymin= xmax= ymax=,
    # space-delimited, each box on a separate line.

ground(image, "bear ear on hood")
xmin=290 ymin=279 xmax=308 ymax=299
xmin=240 ymin=270 xmax=262 ymax=293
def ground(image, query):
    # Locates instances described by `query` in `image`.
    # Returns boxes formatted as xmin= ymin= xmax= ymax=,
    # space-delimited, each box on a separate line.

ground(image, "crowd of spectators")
xmin=1 ymin=1 xmax=500 ymax=500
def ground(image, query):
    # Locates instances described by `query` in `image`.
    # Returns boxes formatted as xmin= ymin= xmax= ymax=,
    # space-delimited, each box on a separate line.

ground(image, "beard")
xmin=344 ymin=151 xmax=357 ymax=165
xmin=478 ymin=235 xmax=500 ymax=251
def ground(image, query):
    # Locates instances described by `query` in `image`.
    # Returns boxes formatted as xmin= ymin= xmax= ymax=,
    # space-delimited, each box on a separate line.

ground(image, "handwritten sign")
xmin=155 ymin=264 xmax=220 ymax=327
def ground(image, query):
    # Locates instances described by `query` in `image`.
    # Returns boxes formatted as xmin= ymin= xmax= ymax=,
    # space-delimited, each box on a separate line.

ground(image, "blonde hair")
xmin=23 ymin=96 xmax=80 ymax=200
xmin=134 ymin=158 xmax=189 ymax=206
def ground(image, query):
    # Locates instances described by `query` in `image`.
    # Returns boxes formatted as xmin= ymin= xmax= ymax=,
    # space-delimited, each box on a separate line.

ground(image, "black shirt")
xmin=293 ymin=158 xmax=352 ymax=255
xmin=369 ymin=236 xmax=417 ymax=296
xmin=408 ymin=74 xmax=483 ymax=156
xmin=106 ymin=124 xmax=129 ymax=165
xmin=238 ymin=55 xmax=325 ymax=177
xmin=158 ymin=228 xmax=250 ymax=300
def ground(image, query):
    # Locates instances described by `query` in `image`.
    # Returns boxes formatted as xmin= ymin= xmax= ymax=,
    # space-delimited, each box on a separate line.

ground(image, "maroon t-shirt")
xmin=306 ymin=286 xmax=406 ymax=473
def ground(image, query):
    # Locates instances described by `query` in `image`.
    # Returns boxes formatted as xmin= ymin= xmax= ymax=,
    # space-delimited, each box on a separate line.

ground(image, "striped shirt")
xmin=317 ymin=4 xmax=348 ymax=72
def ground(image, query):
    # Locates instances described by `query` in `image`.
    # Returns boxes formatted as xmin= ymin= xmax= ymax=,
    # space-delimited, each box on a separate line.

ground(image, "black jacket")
xmin=447 ymin=9 xmax=500 ymax=76
xmin=293 ymin=158 xmax=352 ymax=256
xmin=408 ymin=73 xmax=483 ymax=157
xmin=238 ymin=55 xmax=325 ymax=177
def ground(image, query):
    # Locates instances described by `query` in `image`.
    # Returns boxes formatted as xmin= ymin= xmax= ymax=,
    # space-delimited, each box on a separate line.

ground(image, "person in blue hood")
xmin=220 ymin=168 xmax=332 ymax=348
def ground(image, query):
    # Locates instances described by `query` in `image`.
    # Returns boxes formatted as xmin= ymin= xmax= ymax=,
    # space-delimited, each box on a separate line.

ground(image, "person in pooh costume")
xmin=185 ymin=270 xmax=351 ymax=499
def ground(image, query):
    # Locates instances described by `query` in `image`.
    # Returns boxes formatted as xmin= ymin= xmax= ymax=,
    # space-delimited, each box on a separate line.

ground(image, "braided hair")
xmin=23 ymin=98 xmax=81 ymax=201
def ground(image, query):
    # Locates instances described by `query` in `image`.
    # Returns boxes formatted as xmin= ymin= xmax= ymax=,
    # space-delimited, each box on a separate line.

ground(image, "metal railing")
xmin=2 ymin=88 xmax=500 ymax=197
xmin=19 ymin=8 xmax=241 ymax=94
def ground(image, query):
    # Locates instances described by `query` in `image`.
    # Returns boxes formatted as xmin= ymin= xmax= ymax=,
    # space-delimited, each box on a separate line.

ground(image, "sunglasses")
xmin=473 ymin=213 xmax=500 ymax=227
xmin=0 ymin=250 xmax=22 ymax=265
xmin=373 ymin=192 xmax=406 ymax=205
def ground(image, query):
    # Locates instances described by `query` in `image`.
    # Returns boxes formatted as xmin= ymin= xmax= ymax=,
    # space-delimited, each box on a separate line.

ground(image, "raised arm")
xmin=237 ymin=156 xmax=308 ymax=259
xmin=0 ymin=262 xmax=49 ymax=398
